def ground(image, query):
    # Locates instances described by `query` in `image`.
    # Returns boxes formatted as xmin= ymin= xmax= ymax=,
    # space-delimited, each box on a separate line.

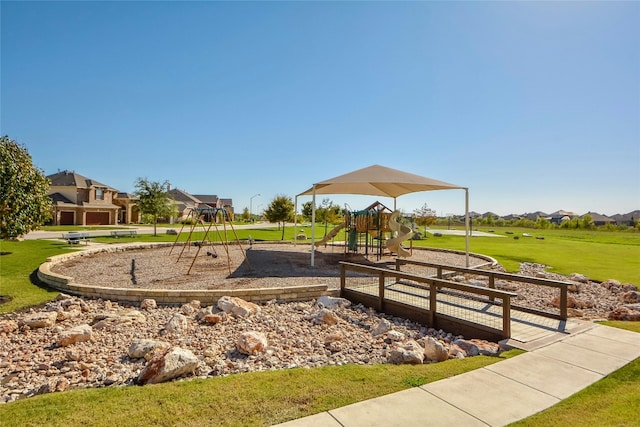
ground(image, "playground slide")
xmin=315 ymin=223 xmax=346 ymax=246
xmin=386 ymin=210 xmax=412 ymax=257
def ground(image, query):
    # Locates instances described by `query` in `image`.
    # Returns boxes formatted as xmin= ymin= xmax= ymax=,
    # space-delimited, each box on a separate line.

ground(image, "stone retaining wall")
xmin=37 ymin=243 xmax=336 ymax=305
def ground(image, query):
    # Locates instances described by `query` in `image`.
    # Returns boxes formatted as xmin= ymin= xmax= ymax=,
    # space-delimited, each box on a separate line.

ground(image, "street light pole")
xmin=250 ymin=194 xmax=260 ymax=221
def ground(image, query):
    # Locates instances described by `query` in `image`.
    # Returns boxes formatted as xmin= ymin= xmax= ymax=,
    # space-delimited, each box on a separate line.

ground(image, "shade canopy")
xmin=297 ymin=164 xmax=465 ymax=198
xmin=295 ymin=164 xmax=471 ymax=267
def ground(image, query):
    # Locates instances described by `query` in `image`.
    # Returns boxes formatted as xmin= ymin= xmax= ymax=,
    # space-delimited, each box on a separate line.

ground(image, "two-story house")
xmin=47 ymin=170 xmax=138 ymax=225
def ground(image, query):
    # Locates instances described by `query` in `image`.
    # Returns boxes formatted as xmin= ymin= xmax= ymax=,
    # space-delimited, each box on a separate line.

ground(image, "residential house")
xmin=611 ymin=210 xmax=639 ymax=226
xmin=582 ymin=212 xmax=615 ymax=227
xmin=549 ymin=210 xmax=577 ymax=225
xmin=168 ymin=189 xmax=234 ymax=222
xmin=47 ymin=170 xmax=136 ymax=225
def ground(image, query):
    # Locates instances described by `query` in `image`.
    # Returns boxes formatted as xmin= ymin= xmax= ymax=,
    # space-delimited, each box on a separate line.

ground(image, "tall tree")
xmin=264 ymin=195 xmax=294 ymax=240
xmin=0 ymin=136 xmax=52 ymax=239
xmin=134 ymin=178 xmax=173 ymax=236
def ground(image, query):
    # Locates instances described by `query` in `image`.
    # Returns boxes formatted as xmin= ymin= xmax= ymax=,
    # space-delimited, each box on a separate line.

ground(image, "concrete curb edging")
xmin=37 ymin=242 xmax=336 ymax=305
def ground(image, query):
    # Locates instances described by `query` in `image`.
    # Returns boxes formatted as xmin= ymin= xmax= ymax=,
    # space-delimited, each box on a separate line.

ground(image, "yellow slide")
xmin=315 ymin=223 xmax=346 ymax=246
xmin=386 ymin=210 xmax=412 ymax=257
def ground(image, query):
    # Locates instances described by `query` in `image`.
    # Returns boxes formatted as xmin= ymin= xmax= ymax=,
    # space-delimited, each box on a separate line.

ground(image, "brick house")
xmin=47 ymin=170 xmax=139 ymax=225
xmin=168 ymin=189 xmax=234 ymax=222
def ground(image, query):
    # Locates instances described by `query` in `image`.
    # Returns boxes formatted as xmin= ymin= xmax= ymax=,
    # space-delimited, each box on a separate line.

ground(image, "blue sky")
xmin=2 ymin=1 xmax=638 ymax=217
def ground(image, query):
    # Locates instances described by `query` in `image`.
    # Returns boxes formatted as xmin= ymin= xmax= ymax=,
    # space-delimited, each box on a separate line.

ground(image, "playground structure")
xmin=169 ymin=206 xmax=250 ymax=275
xmin=316 ymin=201 xmax=414 ymax=260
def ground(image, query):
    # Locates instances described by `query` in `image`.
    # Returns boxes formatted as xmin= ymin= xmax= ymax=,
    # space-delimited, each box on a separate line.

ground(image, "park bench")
xmin=62 ymin=232 xmax=90 ymax=245
xmin=110 ymin=230 xmax=137 ymax=238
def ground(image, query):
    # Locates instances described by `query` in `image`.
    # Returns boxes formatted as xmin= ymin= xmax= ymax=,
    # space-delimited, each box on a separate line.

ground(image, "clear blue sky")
xmin=2 ymin=1 xmax=638 ymax=217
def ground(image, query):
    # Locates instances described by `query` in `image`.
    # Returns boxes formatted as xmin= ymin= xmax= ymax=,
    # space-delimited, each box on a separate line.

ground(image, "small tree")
xmin=241 ymin=207 xmax=250 ymax=222
xmin=0 ymin=136 xmax=52 ymax=239
xmin=134 ymin=178 xmax=173 ymax=236
xmin=413 ymin=203 xmax=437 ymax=236
xmin=264 ymin=194 xmax=294 ymax=240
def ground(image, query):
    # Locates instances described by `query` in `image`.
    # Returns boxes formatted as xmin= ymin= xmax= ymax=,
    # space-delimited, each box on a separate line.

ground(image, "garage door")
xmin=86 ymin=212 xmax=110 ymax=225
xmin=60 ymin=211 xmax=75 ymax=225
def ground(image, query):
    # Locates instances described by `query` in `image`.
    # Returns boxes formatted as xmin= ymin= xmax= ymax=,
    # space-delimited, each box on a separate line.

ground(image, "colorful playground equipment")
xmin=316 ymin=201 xmax=413 ymax=259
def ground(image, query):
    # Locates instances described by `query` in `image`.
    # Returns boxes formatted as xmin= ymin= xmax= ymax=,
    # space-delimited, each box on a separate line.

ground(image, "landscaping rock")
xmin=128 ymin=339 xmax=171 ymax=360
xmin=424 ymin=336 xmax=449 ymax=362
xmin=0 ymin=320 xmax=18 ymax=334
xmin=315 ymin=296 xmax=351 ymax=309
xmin=21 ymin=312 xmax=58 ymax=328
xmin=371 ymin=318 xmax=392 ymax=336
xmin=163 ymin=313 xmax=188 ymax=334
xmin=140 ymin=299 xmax=157 ymax=310
xmin=389 ymin=340 xmax=424 ymax=364
xmin=217 ymin=296 xmax=260 ymax=318
xmin=56 ymin=324 xmax=92 ymax=347
xmin=237 ymin=331 xmax=268 ymax=355
xmin=137 ymin=347 xmax=199 ymax=385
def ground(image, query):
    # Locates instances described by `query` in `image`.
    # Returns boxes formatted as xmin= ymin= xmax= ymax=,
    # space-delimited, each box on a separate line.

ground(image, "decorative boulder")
xmin=621 ymin=291 xmax=640 ymax=304
xmin=608 ymin=306 xmax=640 ymax=321
xmin=451 ymin=339 xmax=480 ymax=357
xmin=163 ymin=313 xmax=188 ymax=333
xmin=389 ymin=340 xmax=424 ymax=364
xmin=424 ymin=336 xmax=449 ymax=362
xmin=21 ymin=312 xmax=58 ymax=328
xmin=180 ymin=304 xmax=195 ymax=315
xmin=128 ymin=339 xmax=171 ymax=360
xmin=315 ymin=296 xmax=351 ymax=309
xmin=237 ymin=331 xmax=268 ymax=355
xmin=203 ymin=313 xmax=227 ymax=324
xmin=371 ymin=318 xmax=392 ymax=336
xmin=140 ymin=299 xmax=157 ymax=310
xmin=311 ymin=308 xmax=340 ymax=325
xmin=137 ymin=347 xmax=199 ymax=385
xmin=57 ymin=324 xmax=92 ymax=347
xmin=217 ymin=296 xmax=260 ymax=318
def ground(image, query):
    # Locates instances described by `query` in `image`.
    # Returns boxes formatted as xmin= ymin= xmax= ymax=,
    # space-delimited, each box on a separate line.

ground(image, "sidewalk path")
xmin=274 ymin=324 xmax=640 ymax=427
xmin=22 ymin=222 xmax=279 ymax=241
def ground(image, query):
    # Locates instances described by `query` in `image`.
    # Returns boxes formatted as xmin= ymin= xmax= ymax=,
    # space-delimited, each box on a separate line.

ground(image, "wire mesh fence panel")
xmin=384 ymin=279 xmax=431 ymax=310
xmin=435 ymin=291 xmax=504 ymax=331
xmin=344 ymin=272 xmax=379 ymax=294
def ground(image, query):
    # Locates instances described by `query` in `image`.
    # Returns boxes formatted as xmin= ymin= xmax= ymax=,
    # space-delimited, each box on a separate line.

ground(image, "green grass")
xmin=1 ymin=228 xmax=639 ymax=426
xmin=415 ymin=227 xmax=640 ymax=284
xmin=508 ymin=321 xmax=640 ymax=427
xmin=0 ymin=239 xmax=73 ymax=312
xmin=0 ymin=351 xmax=521 ymax=427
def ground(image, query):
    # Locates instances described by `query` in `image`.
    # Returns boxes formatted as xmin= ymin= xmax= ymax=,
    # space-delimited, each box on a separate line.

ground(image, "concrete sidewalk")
xmin=273 ymin=324 xmax=640 ymax=427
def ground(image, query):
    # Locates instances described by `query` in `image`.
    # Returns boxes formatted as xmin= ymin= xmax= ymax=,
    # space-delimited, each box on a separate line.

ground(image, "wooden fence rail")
xmin=339 ymin=261 xmax=518 ymax=340
xmin=395 ymin=259 xmax=569 ymax=321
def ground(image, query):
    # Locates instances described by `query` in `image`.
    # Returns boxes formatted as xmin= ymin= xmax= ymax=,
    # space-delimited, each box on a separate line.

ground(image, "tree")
xmin=264 ymin=194 xmax=294 ymax=240
xmin=0 ymin=136 xmax=52 ymax=239
xmin=412 ymin=203 xmax=437 ymax=236
xmin=134 ymin=178 xmax=173 ymax=236
xmin=241 ymin=207 xmax=250 ymax=222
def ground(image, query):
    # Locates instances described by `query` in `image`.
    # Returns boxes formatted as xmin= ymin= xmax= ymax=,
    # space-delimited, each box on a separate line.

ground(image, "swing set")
xmin=169 ymin=206 xmax=250 ymax=275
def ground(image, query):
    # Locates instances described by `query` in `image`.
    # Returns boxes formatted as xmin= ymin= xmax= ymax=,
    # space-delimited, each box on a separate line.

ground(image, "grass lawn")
xmin=1 ymin=228 xmax=638 ymax=426
xmin=0 ymin=352 xmax=522 ymax=427
xmin=0 ymin=239 xmax=73 ymax=313
xmin=414 ymin=227 xmax=640 ymax=284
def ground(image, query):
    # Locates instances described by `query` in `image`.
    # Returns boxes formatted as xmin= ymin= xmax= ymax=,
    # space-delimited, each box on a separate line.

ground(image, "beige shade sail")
xmin=297 ymin=164 xmax=465 ymax=198
xmin=295 ymin=164 xmax=470 ymax=267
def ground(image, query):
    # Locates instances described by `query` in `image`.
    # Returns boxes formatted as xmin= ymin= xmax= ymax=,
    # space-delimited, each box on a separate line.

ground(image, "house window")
xmin=96 ymin=189 xmax=104 ymax=200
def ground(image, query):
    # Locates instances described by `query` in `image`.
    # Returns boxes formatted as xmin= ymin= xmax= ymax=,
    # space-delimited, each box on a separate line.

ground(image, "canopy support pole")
xmin=464 ymin=188 xmax=470 ymax=267
xmin=311 ymin=185 xmax=317 ymax=267
xmin=293 ymin=196 xmax=298 ymax=246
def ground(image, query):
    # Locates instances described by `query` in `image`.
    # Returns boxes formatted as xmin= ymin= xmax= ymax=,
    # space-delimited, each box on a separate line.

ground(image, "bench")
xmin=62 ymin=232 xmax=90 ymax=245
xmin=110 ymin=230 xmax=137 ymax=238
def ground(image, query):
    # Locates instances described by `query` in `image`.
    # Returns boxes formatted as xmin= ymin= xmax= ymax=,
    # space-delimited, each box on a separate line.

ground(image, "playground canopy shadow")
xmin=228 ymin=247 xmax=387 ymax=279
